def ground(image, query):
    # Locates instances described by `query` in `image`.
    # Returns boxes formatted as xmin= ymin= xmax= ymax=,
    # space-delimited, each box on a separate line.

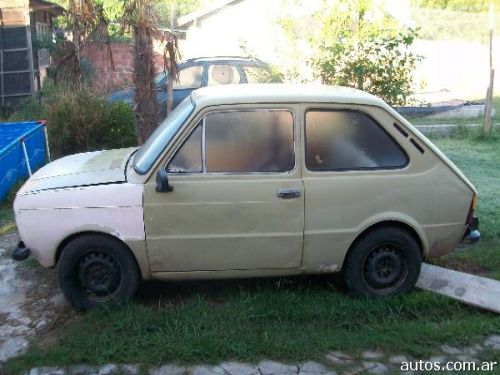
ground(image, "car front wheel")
xmin=58 ymin=234 xmax=140 ymax=311
xmin=343 ymin=227 xmax=422 ymax=297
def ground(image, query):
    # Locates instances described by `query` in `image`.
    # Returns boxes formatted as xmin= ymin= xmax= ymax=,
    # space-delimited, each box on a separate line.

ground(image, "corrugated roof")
xmin=177 ymin=0 xmax=242 ymax=27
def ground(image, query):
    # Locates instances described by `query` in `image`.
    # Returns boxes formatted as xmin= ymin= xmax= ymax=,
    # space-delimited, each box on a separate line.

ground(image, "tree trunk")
xmin=133 ymin=25 xmax=158 ymax=144
xmin=166 ymin=72 xmax=174 ymax=114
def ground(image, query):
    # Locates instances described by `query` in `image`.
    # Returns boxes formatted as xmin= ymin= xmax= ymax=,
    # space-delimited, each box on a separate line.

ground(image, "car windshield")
xmin=133 ymin=97 xmax=195 ymax=174
xmin=154 ymin=72 xmax=167 ymax=86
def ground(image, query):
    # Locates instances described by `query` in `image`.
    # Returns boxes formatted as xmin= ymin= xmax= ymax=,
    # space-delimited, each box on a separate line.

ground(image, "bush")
xmin=9 ymin=83 xmax=137 ymax=158
xmin=314 ymin=29 xmax=420 ymax=106
xmin=311 ymin=0 xmax=420 ymax=106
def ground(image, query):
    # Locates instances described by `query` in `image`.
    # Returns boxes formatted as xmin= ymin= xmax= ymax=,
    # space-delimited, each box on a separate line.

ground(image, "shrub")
xmin=311 ymin=0 xmax=420 ymax=106
xmin=9 ymin=83 xmax=137 ymax=158
xmin=314 ymin=29 xmax=420 ymax=106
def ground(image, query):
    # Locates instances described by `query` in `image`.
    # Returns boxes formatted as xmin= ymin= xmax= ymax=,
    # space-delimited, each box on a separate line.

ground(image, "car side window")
xmin=167 ymin=123 xmax=202 ymax=173
xmin=305 ymin=110 xmax=408 ymax=171
xmin=207 ymin=65 xmax=241 ymax=85
xmin=168 ymin=110 xmax=294 ymax=174
xmin=205 ymin=110 xmax=294 ymax=172
xmin=175 ymin=66 xmax=203 ymax=90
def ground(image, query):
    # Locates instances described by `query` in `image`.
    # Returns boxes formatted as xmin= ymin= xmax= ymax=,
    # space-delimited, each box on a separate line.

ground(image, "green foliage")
xmin=411 ymin=0 xmax=500 ymax=12
xmin=314 ymin=29 xmax=420 ymax=106
xmin=311 ymin=0 xmax=419 ymax=106
xmin=154 ymin=0 xmax=200 ymax=27
xmin=9 ymin=83 xmax=137 ymax=158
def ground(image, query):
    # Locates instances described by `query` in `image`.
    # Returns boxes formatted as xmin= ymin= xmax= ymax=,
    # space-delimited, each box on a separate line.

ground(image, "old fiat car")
xmin=13 ymin=84 xmax=480 ymax=311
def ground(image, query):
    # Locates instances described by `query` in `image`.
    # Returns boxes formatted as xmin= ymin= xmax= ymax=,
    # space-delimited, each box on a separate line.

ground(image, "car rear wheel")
xmin=343 ymin=227 xmax=422 ymax=297
xmin=58 ymin=234 xmax=140 ymax=311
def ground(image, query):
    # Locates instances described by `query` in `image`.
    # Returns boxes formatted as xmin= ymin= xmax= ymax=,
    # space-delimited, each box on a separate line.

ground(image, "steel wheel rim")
xmin=362 ymin=244 xmax=408 ymax=295
xmin=76 ymin=250 xmax=122 ymax=302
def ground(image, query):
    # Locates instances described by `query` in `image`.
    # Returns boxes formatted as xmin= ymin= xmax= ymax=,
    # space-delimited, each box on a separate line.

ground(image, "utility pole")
xmin=484 ymin=2 xmax=495 ymax=137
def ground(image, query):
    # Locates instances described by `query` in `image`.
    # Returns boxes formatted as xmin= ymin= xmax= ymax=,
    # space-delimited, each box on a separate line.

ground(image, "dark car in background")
xmin=108 ymin=56 xmax=277 ymax=117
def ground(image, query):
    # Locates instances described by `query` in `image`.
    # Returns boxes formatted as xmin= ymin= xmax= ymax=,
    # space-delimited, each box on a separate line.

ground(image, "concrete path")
xmin=0 ymin=232 xmax=73 ymax=363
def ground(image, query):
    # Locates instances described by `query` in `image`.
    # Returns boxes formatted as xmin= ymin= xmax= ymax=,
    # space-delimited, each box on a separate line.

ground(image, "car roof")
xmin=183 ymin=56 xmax=265 ymax=64
xmin=190 ymin=84 xmax=388 ymax=109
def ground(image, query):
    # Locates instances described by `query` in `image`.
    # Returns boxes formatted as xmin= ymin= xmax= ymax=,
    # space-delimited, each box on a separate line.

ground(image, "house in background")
xmin=176 ymin=0 xmax=411 ymax=82
xmin=177 ymin=0 xmax=497 ymax=97
xmin=0 ymin=0 xmax=63 ymax=107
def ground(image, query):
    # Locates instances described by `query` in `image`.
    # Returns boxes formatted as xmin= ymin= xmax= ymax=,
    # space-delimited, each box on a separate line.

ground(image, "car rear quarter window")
xmin=207 ymin=65 xmax=241 ymax=85
xmin=175 ymin=66 xmax=203 ymax=89
xmin=305 ymin=110 xmax=408 ymax=171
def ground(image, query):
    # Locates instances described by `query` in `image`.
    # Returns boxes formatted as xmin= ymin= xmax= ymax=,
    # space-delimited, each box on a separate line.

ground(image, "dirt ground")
xmin=0 ymin=232 xmax=75 ymax=364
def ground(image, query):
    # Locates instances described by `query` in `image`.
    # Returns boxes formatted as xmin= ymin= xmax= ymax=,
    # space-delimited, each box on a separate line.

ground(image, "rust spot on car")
xmin=319 ymin=264 xmax=340 ymax=273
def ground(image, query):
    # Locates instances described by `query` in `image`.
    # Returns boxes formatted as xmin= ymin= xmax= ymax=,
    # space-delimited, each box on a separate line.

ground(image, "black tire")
xmin=58 ymin=234 xmax=140 ymax=311
xmin=343 ymin=227 xmax=422 ymax=298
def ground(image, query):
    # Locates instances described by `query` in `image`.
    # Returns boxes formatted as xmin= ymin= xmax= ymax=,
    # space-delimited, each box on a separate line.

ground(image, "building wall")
xmin=0 ymin=0 xmax=34 ymax=106
xmin=181 ymin=0 xmax=287 ymax=63
xmin=82 ymin=43 xmax=166 ymax=92
xmin=412 ymin=39 xmax=500 ymax=98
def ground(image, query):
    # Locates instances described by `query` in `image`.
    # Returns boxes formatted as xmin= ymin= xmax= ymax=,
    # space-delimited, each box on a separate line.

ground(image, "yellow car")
xmin=13 ymin=84 xmax=480 ymax=311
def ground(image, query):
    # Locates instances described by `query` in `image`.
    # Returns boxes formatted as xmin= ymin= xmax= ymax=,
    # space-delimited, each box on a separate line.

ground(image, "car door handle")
xmin=277 ymin=188 xmax=301 ymax=199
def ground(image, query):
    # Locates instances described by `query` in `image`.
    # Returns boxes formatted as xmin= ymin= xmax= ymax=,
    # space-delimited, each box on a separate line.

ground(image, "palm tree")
xmin=121 ymin=0 xmax=179 ymax=144
xmin=53 ymin=0 xmax=114 ymax=88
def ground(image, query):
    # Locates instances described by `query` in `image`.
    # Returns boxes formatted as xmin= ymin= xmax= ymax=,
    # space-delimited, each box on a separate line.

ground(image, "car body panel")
xmin=300 ymin=103 xmax=442 ymax=270
xmin=144 ymin=176 xmax=304 ymax=272
xmin=14 ymin=183 xmax=148 ymax=275
xmin=17 ymin=147 xmax=137 ymax=194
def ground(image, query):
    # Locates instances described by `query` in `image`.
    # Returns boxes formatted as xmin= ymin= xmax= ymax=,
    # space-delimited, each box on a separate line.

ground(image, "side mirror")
xmin=156 ymin=168 xmax=173 ymax=193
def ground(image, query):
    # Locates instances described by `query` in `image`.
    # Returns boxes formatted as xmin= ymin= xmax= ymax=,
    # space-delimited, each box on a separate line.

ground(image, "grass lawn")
xmin=431 ymin=131 xmax=500 ymax=280
xmin=3 ymin=132 xmax=500 ymax=374
xmin=0 ymin=201 xmax=15 ymax=236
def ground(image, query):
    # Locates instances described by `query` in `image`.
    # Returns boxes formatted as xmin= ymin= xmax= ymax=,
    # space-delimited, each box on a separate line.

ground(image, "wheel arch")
xmin=342 ymin=220 xmax=426 ymax=271
xmin=55 ymin=231 xmax=144 ymax=278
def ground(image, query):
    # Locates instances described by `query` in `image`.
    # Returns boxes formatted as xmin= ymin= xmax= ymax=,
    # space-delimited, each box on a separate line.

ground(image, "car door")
xmin=144 ymin=106 xmax=304 ymax=272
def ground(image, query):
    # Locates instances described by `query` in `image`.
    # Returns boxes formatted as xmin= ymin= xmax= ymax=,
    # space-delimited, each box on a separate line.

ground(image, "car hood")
xmin=17 ymin=147 xmax=138 ymax=195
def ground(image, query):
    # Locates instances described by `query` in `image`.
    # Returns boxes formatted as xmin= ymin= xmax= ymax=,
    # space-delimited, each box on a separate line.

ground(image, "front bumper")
xmin=462 ymin=216 xmax=480 ymax=245
xmin=12 ymin=241 xmax=31 ymax=261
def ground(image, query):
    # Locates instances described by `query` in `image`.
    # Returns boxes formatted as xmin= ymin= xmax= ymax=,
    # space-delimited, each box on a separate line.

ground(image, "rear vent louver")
xmin=410 ymin=138 xmax=425 ymax=154
xmin=393 ymin=122 xmax=409 ymax=137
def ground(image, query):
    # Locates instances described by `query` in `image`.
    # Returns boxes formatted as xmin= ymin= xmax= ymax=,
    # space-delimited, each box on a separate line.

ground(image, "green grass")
xmin=0 ymin=206 xmax=15 ymax=236
xmin=0 ymin=183 xmax=20 ymax=236
xmin=432 ymin=132 xmax=500 ymax=279
xmin=5 ymin=287 xmax=500 ymax=374
xmin=4 ymin=134 xmax=500 ymax=374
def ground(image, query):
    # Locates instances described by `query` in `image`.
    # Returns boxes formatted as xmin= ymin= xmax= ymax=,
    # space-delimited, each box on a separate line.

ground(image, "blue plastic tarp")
xmin=0 ymin=121 xmax=48 ymax=201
